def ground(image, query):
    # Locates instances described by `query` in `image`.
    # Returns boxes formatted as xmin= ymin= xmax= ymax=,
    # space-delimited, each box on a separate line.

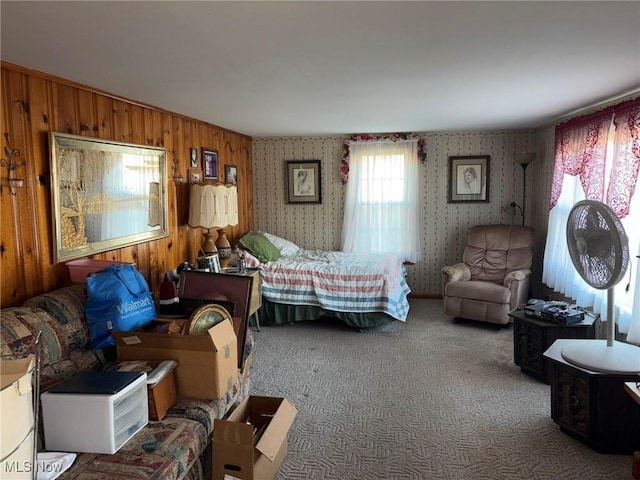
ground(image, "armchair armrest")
xmin=504 ymin=269 xmax=532 ymax=310
xmin=441 ymin=263 xmax=471 ymax=283
xmin=503 ymin=269 xmax=532 ymax=287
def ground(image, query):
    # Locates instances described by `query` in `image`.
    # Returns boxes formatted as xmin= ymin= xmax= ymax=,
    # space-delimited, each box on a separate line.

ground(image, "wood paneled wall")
xmin=0 ymin=62 xmax=254 ymax=307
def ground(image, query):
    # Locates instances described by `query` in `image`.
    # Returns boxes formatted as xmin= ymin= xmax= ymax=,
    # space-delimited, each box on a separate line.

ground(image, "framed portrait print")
xmin=286 ymin=160 xmax=321 ymax=204
xmin=189 ymin=169 xmax=201 ymax=184
xmin=202 ymin=148 xmax=218 ymax=179
xmin=225 ymin=164 xmax=238 ymax=185
xmin=190 ymin=147 xmax=198 ymax=168
xmin=448 ymin=155 xmax=490 ymax=203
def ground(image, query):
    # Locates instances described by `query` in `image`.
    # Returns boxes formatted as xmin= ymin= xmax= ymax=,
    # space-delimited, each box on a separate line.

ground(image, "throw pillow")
xmin=262 ymin=232 xmax=300 ymax=256
xmin=239 ymin=232 xmax=281 ymax=263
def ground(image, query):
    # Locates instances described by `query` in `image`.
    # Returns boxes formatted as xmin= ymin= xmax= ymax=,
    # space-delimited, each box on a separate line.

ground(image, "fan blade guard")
xmin=566 ymin=200 xmax=629 ymax=290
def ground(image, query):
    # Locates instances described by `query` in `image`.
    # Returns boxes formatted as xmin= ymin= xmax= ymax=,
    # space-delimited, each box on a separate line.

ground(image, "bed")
xmin=238 ymin=232 xmax=411 ymax=328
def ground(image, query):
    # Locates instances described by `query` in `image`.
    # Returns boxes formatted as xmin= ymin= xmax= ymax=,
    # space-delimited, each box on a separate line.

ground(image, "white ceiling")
xmin=1 ymin=1 xmax=639 ymax=138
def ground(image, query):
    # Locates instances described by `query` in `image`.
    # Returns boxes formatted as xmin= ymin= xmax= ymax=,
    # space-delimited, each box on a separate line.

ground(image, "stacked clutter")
xmin=159 ymin=262 xmax=195 ymax=315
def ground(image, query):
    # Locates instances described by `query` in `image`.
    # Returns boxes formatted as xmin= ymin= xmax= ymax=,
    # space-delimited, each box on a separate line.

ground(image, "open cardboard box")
xmin=114 ymin=360 xmax=178 ymax=420
xmin=113 ymin=318 xmax=237 ymax=400
xmin=213 ymin=396 xmax=298 ymax=480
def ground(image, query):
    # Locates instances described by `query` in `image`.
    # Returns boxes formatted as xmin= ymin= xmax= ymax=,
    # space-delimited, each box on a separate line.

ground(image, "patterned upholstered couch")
xmin=0 ymin=284 xmax=253 ymax=480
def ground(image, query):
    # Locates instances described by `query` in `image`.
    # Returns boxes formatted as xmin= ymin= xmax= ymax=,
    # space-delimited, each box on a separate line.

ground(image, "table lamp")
xmin=188 ymin=183 xmax=226 ymax=255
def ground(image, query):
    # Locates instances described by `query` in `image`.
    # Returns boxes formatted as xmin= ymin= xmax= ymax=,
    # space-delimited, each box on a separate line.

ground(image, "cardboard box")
xmin=0 ymin=356 xmax=35 ymax=478
xmin=113 ymin=318 xmax=238 ymax=400
xmin=213 ymin=396 xmax=298 ymax=480
xmin=114 ymin=360 xmax=178 ymax=420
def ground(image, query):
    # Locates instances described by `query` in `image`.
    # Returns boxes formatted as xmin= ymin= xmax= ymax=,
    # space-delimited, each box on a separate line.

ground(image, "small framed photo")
xmin=448 ymin=155 xmax=490 ymax=203
xmin=286 ymin=160 xmax=321 ymax=204
xmin=190 ymin=147 xmax=198 ymax=168
xmin=202 ymin=148 xmax=218 ymax=179
xmin=189 ymin=169 xmax=201 ymax=184
xmin=225 ymin=164 xmax=238 ymax=185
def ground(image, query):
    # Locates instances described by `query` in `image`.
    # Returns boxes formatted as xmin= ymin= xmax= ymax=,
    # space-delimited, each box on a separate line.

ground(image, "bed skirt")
xmin=258 ymin=298 xmax=395 ymax=329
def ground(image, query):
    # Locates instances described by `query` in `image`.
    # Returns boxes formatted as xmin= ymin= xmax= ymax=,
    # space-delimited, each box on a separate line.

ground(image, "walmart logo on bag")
xmin=117 ymin=297 xmax=154 ymax=315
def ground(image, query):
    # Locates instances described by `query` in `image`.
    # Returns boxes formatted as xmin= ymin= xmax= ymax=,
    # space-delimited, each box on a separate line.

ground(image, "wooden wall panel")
xmin=26 ymin=76 xmax=54 ymax=292
xmin=0 ymin=62 xmax=254 ymax=307
xmin=1 ymin=69 xmax=26 ymax=303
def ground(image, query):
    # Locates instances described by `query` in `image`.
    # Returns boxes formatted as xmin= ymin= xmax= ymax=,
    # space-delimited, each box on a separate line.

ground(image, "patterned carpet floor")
xmin=249 ymin=299 xmax=633 ymax=479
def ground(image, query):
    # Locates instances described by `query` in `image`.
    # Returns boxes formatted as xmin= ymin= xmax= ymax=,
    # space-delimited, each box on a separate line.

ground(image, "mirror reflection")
xmin=51 ymin=133 xmax=168 ymax=262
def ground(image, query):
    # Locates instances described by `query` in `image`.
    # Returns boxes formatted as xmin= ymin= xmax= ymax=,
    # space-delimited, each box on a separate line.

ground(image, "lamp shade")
xmin=223 ymin=184 xmax=239 ymax=227
xmin=189 ymin=183 xmax=238 ymax=256
xmin=513 ymin=152 xmax=536 ymax=165
xmin=188 ymin=183 xmax=226 ymax=229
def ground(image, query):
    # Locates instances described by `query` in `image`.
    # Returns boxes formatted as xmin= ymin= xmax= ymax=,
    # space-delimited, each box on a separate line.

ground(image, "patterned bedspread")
xmin=259 ymin=250 xmax=411 ymax=321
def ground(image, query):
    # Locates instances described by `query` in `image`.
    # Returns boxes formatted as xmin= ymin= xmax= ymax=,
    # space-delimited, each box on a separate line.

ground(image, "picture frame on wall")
xmin=225 ymin=164 xmax=238 ymax=185
xmin=448 ymin=155 xmax=490 ymax=203
xmin=202 ymin=148 xmax=218 ymax=179
xmin=286 ymin=160 xmax=322 ymax=204
xmin=190 ymin=147 xmax=198 ymax=168
xmin=189 ymin=169 xmax=201 ymax=185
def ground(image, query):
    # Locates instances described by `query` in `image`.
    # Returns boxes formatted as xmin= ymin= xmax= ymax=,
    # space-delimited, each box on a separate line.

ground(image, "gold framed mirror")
xmin=50 ymin=132 xmax=169 ymax=263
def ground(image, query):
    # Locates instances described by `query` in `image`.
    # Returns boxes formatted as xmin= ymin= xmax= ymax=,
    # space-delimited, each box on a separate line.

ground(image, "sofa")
xmin=0 ymin=284 xmax=254 ymax=480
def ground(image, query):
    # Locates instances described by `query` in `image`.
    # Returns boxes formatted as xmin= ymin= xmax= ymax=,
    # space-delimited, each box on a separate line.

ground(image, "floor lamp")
xmin=513 ymin=152 xmax=536 ymax=225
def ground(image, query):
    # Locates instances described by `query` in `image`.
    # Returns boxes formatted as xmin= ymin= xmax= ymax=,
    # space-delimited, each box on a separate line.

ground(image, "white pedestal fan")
xmin=560 ymin=200 xmax=640 ymax=374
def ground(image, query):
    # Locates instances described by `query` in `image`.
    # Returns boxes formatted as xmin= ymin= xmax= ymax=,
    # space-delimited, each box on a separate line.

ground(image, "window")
xmin=341 ymin=140 xmax=421 ymax=263
xmin=542 ymin=98 xmax=640 ymax=343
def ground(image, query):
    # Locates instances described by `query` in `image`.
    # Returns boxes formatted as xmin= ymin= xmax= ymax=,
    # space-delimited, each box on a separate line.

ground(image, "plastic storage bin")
xmin=41 ymin=371 xmax=148 ymax=454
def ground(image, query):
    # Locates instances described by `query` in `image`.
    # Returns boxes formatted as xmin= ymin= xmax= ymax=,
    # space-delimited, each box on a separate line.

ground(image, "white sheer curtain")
xmin=542 ymin=99 xmax=640 ymax=344
xmin=543 ymin=174 xmax=640 ymax=343
xmin=341 ymin=139 xmax=421 ymax=263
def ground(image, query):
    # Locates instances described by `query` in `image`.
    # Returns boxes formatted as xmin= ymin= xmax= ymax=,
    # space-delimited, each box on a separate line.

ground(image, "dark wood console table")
xmin=543 ymin=339 xmax=640 ymax=454
xmin=509 ymin=308 xmax=599 ymax=383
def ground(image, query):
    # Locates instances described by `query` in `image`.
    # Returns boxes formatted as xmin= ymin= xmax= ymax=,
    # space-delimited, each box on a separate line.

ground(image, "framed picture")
xmin=190 ymin=147 xmax=198 ymax=168
xmin=202 ymin=148 xmax=218 ymax=179
xmin=189 ymin=169 xmax=201 ymax=184
xmin=448 ymin=155 xmax=490 ymax=203
xmin=286 ymin=160 xmax=321 ymax=204
xmin=178 ymin=270 xmax=253 ymax=369
xmin=225 ymin=164 xmax=238 ymax=186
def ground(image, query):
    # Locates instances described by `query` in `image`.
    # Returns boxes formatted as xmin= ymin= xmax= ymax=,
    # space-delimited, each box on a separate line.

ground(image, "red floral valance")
xmin=551 ymin=98 xmax=640 ymax=218
xmin=340 ymin=133 xmax=426 ymax=184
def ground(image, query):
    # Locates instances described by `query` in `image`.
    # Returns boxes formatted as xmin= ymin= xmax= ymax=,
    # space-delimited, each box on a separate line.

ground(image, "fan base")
xmin=561 ymin=340 xmax=640 ymax=374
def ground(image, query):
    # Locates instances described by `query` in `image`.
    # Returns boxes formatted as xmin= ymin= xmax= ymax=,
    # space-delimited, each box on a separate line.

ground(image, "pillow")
xmin=239 ymin=232 xmax=281 ymax=263
xmin=262 ymin=232 xmax=300 ymax=256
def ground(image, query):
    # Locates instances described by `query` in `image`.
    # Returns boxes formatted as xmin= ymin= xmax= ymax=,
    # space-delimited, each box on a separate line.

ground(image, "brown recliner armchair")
xmin=441 ymin=224 xmax=534 ymax=326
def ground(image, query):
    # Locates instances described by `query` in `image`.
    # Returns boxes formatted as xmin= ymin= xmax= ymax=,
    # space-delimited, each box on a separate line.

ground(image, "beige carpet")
xmin=249 ymin=299 xmax=633 ymax=479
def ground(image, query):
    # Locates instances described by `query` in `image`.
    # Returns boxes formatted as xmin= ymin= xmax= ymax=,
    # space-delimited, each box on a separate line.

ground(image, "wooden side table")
xmin=223 ymin=268 xmax=262 ymax=330
xmin=624 ymin=382 xmax=640 ymax=479
xmin=543 ymin=339 xmax=640 ymax=454
xmin=509 ymin=308 xmax=599 ymax=383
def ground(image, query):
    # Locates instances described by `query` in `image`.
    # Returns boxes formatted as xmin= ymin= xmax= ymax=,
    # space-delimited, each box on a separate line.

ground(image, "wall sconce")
xmin=513 ymin=151 xmax=536 ymax=225
xmin=509 ymin=201 xmax=523 ymax=218
xmin=1 ymin=133 xmax=25 ymax=195
xmin=172 ymin=150 xmax=184 ymax=183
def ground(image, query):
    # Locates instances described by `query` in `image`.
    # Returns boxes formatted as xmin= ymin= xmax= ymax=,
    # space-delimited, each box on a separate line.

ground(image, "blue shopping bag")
xmin=85 ymin=263 xmax=157 ymax=349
